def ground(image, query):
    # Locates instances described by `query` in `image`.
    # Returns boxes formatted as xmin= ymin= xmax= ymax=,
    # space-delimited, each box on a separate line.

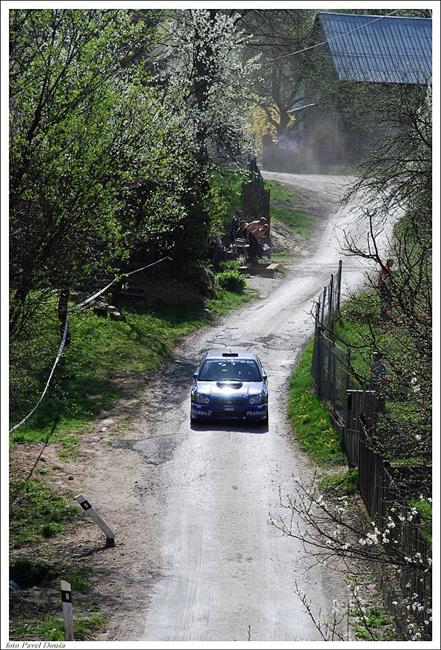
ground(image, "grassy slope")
xmin=11 ymin=289 xmax=256 ymax=447
xmin=266 ymin=179 xmax=318 ymax=239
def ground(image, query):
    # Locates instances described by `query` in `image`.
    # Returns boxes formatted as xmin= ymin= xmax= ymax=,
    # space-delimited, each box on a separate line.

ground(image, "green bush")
xmin=218 ymin=259 xmax=242 ymax=272
xmin=216 ymin=270 xmax=246 ymax=293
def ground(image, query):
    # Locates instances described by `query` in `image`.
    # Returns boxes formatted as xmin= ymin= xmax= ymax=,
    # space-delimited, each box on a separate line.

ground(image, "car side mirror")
xmin=193 ymin=372 xmax=198 ymax=379
xmin=262 ymin=374 xmax=267 ymax=381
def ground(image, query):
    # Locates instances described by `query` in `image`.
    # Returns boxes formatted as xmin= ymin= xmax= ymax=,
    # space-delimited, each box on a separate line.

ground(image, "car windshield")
xmin=198 ymin=359 xmax=262 ymax=382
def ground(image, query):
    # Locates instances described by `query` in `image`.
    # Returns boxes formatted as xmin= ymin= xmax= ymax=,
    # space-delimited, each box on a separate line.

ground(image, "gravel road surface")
xmin=127 ymin=173 xmax=379 ymax=642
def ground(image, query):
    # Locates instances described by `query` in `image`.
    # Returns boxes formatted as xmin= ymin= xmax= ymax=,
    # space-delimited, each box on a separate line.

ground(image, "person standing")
xmin=245 ymin=217 xmax=270 ymax=262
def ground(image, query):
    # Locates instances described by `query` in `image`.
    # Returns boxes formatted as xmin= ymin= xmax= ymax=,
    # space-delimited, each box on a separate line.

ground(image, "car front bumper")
xmin=191 ymin=402 xmax=268 ymax=420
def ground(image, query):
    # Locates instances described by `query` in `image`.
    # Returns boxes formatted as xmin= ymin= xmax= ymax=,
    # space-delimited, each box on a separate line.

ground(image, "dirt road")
xmin=83 ymin=174 xmax=383 ymax=641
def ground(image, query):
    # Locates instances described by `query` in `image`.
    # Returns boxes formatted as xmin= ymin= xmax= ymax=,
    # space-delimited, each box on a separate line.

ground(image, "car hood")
xmin=195 ymin=381 xmax=265 ymax=396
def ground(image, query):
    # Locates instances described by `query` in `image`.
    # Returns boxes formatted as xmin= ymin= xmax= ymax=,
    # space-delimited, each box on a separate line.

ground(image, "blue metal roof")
xmin=317 ymin=12 xmax=432 ymax=84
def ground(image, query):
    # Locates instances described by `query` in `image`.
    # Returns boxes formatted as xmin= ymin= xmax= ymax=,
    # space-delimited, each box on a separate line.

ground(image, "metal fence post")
xmin=336 ymin=259 xmax=343 ymax=317
xmin=328 ymin=274 xmax=334 ymax=329
xmin=312 ymin=301 xmax=321 ymax=396
xmin=331 ymin=339 xmax=337 ymax=409
xmin=316 ymin=325 xmax=322 ymax=399
xmin=321 ymin=286 xmax=327 ymax=324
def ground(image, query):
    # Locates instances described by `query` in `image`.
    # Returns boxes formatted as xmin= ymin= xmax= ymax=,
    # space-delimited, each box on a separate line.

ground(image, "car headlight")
xmin=192 ymin=392 xmax=209 ymax=404
xmin=249 ymin=393 xmax=267 ymax=405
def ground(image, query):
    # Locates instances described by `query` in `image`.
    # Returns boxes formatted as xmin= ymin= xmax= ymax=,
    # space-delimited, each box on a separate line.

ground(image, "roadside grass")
xmin=11 ymin=613 xmax=105 ymax=642
xmin=270 ymin=250 xmax=300 ymax=264
xmin=218 ymin=258 xmax=243 ymax=271
xmin=9 ymin=478 xmax=78 ymax=548
xmin=10 ymin=555 xmax=94 ymax=592
xmin=350 ymin=605 xmax=394 ymax=640
xmin=265 ymin=179 xmax=318 ymax=239
xmin=10 ymin=556 xmax=58 ymax=586
xmin=68 ymin=564 xmax=94 ymax=592
xmin=318 ymin=468 xmax=359 ymax=496
xmin=10 ymin=550 xmax=101 ymax=641
xmin=271 ymin=205 xmax=317 ymax=238
xmin=288 ymin=339 xmax=345 ymax=466
xmin=265 ymin=179 xmax=305 ymax=204
xmin=10 ymin=287 xmax=257 ymax=448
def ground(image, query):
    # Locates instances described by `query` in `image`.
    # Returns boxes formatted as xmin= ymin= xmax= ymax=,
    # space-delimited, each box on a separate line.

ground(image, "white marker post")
xmin=75 ymin=494 xmax=115 ymax=547
xmin=60 ymin=580 xmax=74 ymax=641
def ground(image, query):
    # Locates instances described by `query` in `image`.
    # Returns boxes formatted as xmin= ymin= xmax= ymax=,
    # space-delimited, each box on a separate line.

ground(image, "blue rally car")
xmin=190 ymin=349 xmax=268 ymax=424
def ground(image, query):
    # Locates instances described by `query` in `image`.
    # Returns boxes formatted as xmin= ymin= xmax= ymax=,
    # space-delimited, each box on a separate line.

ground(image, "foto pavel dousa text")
xmin=6 ymin=643 xmax=66 ymax=649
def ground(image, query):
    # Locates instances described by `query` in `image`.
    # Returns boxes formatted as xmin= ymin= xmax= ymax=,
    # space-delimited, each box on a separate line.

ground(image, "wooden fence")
xmin=358 ymin=424 xmax=431 ymax=626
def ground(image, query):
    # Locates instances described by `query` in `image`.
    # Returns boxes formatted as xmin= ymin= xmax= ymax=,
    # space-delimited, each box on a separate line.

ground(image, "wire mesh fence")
xmin=311 ymin=262 xmax=346 ymax=422
xmin=316 ymin=260 xmax=343 ymax=331
xmin=312 ymin=330 xmax=351 ymax=424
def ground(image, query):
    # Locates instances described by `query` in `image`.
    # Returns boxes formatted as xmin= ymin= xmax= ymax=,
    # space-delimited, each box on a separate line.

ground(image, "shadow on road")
xmin=190 ymin=420 xmax=269 ymax=434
